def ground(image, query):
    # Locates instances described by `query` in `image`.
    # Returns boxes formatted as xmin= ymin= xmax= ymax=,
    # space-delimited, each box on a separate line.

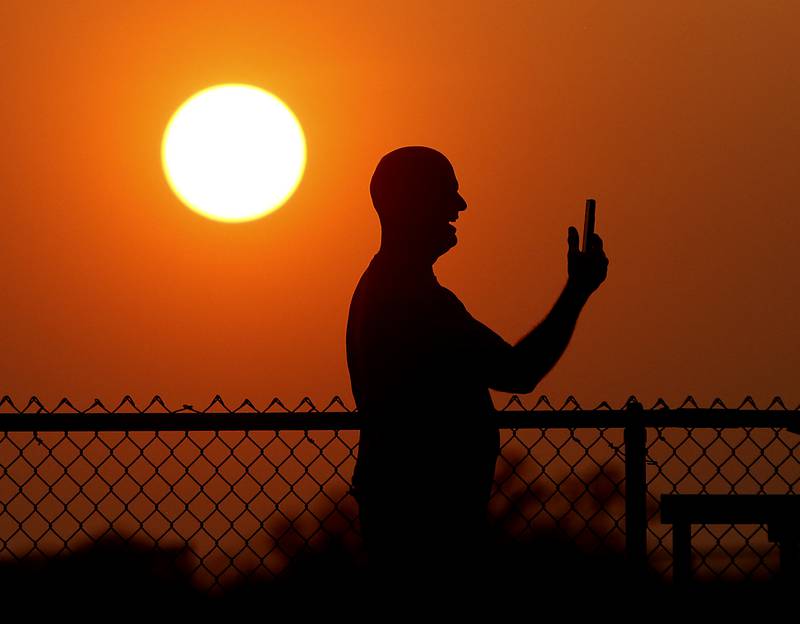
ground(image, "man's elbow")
xmin=486 ymin=348 xmax=548 ymax=394
xmin=519 ymin=379 xmax=541 ymax=394
xmin=489 ymin=365 xmax=543 ymax=394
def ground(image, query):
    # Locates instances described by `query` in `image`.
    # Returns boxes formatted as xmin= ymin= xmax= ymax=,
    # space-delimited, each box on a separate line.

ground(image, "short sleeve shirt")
xmin=346 ymin=252 xmax=514 ymax=504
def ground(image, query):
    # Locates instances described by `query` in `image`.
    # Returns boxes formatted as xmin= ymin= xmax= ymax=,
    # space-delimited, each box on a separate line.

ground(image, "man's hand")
xmin=566 ymin=226 xmax=609 ymax=299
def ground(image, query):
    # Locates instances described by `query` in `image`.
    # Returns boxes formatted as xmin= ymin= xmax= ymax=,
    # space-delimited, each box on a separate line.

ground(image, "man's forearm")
xmin=512 ymin=280 xmax=589 ymax=387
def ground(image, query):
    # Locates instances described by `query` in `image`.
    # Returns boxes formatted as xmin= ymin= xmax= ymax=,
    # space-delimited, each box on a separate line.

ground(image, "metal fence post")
xmin=624 ymin=399 xmax=647 ymax=574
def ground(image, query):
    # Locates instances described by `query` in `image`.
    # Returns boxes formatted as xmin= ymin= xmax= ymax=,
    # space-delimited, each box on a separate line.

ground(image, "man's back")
xmin=346 ymin=250 xmax=503 ymax=523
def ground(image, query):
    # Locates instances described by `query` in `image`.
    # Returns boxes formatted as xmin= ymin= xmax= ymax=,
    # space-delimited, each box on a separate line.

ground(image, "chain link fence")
xmin=1 ymin=394 xmax=798 ymax=594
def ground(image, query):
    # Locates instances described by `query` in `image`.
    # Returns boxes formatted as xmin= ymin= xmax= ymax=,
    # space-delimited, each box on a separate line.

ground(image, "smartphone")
xmin=582 ymin=198 xmax=596 ymax=252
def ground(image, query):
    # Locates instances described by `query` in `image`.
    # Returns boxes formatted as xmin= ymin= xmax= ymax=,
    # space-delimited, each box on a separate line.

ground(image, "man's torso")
xmin=345 ymin=253 xmax=500 ymax=505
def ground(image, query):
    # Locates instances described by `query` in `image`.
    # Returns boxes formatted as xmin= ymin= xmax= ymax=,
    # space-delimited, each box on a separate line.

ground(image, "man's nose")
xmin=457 ymin=193 xmax=467 ymax=211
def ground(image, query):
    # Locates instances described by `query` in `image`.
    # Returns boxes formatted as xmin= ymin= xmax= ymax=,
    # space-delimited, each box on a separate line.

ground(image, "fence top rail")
xmin=1 ymin=410 xmax=799 ymax=432
xmin=2 ymin=394 xmax=798 ymax=413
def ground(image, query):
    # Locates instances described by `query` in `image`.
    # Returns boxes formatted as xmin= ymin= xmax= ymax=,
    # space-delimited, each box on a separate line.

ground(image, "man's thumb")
xmin=567 ymin=226 xmax=579 ymax=251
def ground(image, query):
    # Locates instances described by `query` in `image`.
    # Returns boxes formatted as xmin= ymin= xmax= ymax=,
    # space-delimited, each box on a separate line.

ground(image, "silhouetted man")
xmin=346 ymin=146 xmax=608 ymax=597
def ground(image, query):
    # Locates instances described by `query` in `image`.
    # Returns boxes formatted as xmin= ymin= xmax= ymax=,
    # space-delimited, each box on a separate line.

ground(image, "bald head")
xmin=370 ymin=146 xmax=456 ymax=225
xmin=368 ymin=146 xmax=467 ymax=262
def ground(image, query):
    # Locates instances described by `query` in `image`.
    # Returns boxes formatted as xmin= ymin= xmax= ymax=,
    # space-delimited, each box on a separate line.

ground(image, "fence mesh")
xmin=1 ymin=394 xmax=798 ymax=593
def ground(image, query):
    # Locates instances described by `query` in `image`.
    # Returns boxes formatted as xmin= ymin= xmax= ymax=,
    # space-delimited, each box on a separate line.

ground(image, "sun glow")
xmin=162 ymin=84 xmax=306 ymax=223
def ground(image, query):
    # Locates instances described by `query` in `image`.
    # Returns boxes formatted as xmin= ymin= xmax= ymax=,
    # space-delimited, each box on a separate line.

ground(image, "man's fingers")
xmin=590 ymin=232 xmax=603 ymax=251
xmin=567 ymin=226 xmax=580 ymax=252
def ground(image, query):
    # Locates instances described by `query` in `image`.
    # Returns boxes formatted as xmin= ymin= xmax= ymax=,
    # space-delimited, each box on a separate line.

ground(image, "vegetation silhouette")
xmin=0 ymin=462 xmax=793 ymax=618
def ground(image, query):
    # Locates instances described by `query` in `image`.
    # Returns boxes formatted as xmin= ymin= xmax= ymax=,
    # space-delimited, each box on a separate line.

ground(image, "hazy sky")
xmin=1 ymin=1 xmax=798 ymax=410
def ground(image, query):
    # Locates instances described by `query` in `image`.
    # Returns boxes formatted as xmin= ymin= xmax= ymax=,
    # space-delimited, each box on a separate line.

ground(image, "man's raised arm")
xmin=489 ymin=225 xmax=609 ymax=394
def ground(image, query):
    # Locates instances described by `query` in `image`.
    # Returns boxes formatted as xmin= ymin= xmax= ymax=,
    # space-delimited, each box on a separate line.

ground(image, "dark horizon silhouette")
xmin=2 ymin=459 xmax=793 ymax=618
xmin=345 ymin=145 xmax=609 ymax=593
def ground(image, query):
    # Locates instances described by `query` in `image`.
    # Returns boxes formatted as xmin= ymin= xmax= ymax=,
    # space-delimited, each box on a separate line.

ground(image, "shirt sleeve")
xmin=436 ymin=287 xmax=529 ymax=393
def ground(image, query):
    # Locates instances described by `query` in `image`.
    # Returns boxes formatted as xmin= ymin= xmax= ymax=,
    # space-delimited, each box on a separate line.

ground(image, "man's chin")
xmin=434 ymin=235 xmax=457 ymax=258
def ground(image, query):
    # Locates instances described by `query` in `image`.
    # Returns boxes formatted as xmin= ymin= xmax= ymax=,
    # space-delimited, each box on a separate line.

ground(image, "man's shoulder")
xmin=352 ymin=260 xmax=435 ymax=306
xmin=347 ymin=257 xmax=474 ymax=330
xmin=349 ymin=263 xmax=397 ymax=314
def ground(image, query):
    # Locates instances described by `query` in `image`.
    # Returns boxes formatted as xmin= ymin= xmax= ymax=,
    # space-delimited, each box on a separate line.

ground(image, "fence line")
xmin=1 ymin=394 xmax=798 ymax=594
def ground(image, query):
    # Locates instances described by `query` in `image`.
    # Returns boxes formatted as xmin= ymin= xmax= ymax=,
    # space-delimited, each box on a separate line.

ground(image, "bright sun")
xmin=162 ymin=84 xmax=306 ymax=223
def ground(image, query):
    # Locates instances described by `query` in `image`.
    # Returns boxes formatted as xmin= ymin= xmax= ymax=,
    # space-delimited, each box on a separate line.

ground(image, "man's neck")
xmin=374 ymin=244 xmax=436 ymax=278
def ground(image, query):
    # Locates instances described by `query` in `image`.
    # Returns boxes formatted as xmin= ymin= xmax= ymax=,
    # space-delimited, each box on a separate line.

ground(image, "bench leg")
xmin=673 ymin=521 xmax=692 ymax=585
xmin=768 ymin=523 xmax=799 ymax=586
xmin=779 ymin=539 xmax=799 ymax=584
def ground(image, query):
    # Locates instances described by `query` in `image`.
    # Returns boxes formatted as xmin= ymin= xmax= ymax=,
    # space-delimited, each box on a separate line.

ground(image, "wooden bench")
xmin=660 ymin=494 xmax=800 ymax=584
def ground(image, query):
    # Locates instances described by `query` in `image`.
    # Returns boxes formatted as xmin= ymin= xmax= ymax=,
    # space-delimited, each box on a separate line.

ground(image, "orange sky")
xmin=1 ymin=1 xmax=798 ymax=410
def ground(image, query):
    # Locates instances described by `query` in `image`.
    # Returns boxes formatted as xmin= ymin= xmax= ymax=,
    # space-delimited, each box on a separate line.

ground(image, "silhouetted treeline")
xmin=0 ymin=464 xmax=793 ymax=619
